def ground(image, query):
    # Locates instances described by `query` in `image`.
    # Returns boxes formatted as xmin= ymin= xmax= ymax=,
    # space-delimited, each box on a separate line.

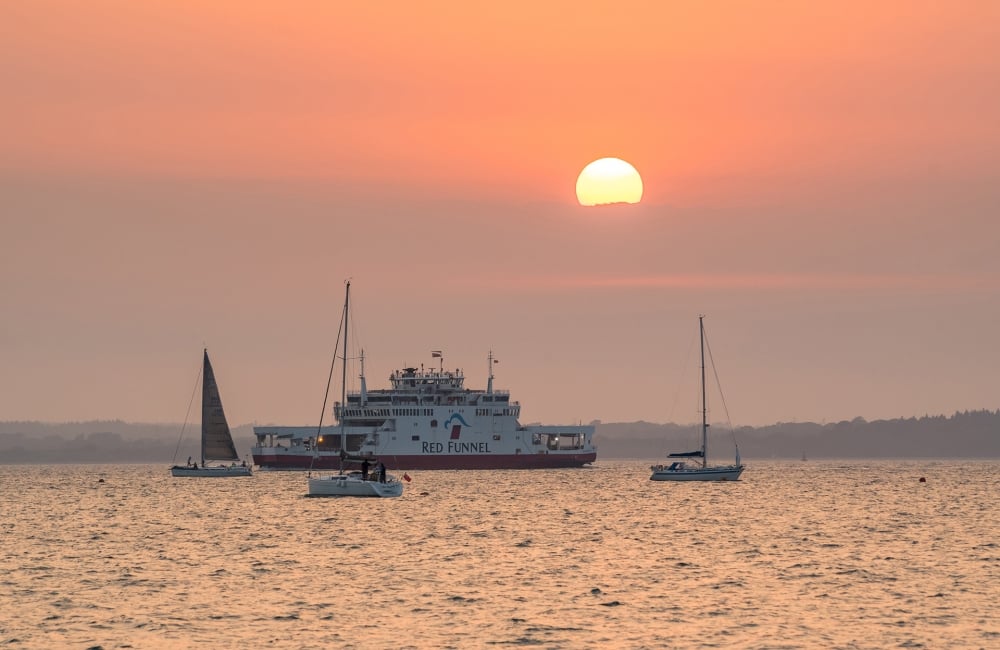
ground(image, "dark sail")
xmin=201 ymin=349 xmax=239 ymax=462
xmin=668 ymin=451 xmax=705 ymax=458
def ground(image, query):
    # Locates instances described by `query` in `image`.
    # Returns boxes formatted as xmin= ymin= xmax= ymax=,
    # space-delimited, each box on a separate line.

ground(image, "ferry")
xmin=252 ymin=352 xmax=597 ymax=470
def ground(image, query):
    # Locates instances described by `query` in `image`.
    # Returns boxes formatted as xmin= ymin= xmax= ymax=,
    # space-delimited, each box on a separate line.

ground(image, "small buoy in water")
xmin=98 ymin=478 xmax=105 ymax=483
xmin=919 ymin=477 xmax=926 ymax=482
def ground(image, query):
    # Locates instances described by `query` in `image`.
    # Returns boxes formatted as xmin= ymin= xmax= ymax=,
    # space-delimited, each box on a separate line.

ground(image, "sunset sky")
xmin=3 ymin=2 xmax=998 ymax=429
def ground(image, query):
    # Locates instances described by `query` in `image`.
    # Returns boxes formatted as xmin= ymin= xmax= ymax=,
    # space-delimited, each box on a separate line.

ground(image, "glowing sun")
xmin=576 ymin=157 xmax=643 ymax=206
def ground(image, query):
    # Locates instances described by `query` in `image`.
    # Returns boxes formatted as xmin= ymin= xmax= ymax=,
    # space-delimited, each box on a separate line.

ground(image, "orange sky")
xmin=2 ymin=2 xmax=998 ymax=429
xmin=7 ymin=2 xmax=998 ymax=198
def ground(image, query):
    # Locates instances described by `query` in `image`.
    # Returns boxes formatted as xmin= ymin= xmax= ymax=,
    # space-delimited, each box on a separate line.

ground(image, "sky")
xmin=2 ymin=1 xmax=999 ymax=428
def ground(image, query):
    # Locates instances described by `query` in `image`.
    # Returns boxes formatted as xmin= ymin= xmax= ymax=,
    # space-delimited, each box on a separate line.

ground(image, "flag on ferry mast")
xmin=431 ymin=351 xmax=442 ymax=358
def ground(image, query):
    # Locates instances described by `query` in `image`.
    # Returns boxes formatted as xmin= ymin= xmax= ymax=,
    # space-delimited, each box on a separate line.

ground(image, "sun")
xmin=576 ymin=157 xmax=643 ymax=206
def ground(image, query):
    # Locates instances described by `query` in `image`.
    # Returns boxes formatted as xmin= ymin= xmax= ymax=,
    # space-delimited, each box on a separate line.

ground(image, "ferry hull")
xmin=253 ymin=451 xmax=597 ymax=471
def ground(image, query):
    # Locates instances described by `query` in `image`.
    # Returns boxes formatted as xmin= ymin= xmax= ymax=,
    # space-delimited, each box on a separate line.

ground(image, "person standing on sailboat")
xmin=361 ymin=458 xmax=370 ymax=481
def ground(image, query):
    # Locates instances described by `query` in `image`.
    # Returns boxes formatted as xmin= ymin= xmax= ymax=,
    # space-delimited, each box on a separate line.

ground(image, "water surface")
xmin=2 ymin=461 xmax=997 ymax=648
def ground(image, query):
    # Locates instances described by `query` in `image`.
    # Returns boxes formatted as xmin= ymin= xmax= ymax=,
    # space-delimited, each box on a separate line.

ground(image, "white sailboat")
xmin=307 ymin=281 xmax=404 ymax=498
xmin=650 ymin=316 xmax=745 ymax=482
xmin=170 ymin=350 xmax=252 ymax=477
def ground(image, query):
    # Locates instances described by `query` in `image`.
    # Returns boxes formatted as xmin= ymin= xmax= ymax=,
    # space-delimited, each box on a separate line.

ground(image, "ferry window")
xmin=430 ymin=419 xmax=438 ymax=427
xmin=411 ymin=435 xmax=420 ymax=441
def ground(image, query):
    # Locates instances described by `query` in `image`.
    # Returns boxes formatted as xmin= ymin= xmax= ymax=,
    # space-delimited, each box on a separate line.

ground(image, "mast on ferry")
xmin=359 ymin=348 xmax=368 ymax=407
xmin=487 ymin=350 xmax=496 ymax=395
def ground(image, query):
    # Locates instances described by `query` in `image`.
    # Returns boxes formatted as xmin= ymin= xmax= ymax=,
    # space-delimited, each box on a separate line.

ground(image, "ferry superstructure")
xmin=252 ymin=352 xmax=597 ymax=470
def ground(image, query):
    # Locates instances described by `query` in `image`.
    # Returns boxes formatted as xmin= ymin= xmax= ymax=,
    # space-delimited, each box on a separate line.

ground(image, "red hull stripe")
xmin=253 ymin=453 xmax=597 ymax=471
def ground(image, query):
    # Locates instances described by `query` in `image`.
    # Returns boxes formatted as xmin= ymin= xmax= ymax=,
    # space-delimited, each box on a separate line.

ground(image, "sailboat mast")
xmin=699 ymin=316 xmax=707 ymax=468
xmin=201 ymin=349 xmax=208 ymax=467
xmin=340 ymin=282 xmax=350 ymax=469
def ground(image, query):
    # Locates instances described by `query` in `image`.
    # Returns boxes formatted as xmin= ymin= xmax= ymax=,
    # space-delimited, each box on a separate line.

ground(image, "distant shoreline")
xmin=1 ymin=410 xmax=997 ymax=463
xmin=0 ymin=458 xmax=996 ymax=467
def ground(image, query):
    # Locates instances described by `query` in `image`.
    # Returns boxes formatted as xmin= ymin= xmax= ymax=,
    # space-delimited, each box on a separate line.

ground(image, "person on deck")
xmin=377 ymin=461 xmax=386 ymax=483
xmin=361 ymin=458 xmax=370 ymax=481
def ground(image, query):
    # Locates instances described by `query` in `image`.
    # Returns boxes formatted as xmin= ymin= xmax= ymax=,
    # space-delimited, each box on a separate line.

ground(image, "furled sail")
xmin=668 ymin=450 xmax=705 ymax=458
xmin=201 ymin=350 xmax=239 ymax=462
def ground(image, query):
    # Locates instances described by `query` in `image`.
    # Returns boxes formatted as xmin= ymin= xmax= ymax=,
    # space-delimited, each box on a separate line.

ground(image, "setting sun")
xmin=576 ymin=158 xmax=643 ymax=206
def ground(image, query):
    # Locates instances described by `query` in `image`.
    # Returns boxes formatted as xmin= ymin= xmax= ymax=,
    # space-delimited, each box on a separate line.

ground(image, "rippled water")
xmin=2 ymin=461 xmax=997 ymax=649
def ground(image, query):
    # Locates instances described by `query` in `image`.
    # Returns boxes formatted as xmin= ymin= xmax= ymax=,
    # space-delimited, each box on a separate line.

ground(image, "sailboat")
xmin=307 ymin=281 xmax=404 ymax=497
xmin=170 ymin=350 xmax=252 ymax=477
xmin=650 ymin=316 xmax=745 ymax=482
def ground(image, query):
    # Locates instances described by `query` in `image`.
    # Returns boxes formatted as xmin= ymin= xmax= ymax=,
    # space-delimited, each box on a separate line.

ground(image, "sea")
xmin=1 ymin=460 xmax=997 ymax=649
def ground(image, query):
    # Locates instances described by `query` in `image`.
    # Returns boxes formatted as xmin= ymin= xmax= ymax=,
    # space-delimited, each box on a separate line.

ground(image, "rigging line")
xmin=703 ymin=326 xmax=740 ymax=448
xmin=308 ymin=300 xmax=346 ymax=475
xmin=171 ymin=356 xmax=203 ymax=464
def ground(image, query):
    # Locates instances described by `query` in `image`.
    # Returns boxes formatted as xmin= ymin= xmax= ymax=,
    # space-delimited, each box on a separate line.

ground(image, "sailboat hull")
xmin=171 ymin=350 xmax=252 ymax=479
xmin=649 ymin=465 xmax=744 ymax=481
xmin=307 ymin=474 xmax=403 ymax=497
xmin=650 ymin=317 xmax=746 ymax=484
xmin=170 ymin=465 xmax=252 ymax=477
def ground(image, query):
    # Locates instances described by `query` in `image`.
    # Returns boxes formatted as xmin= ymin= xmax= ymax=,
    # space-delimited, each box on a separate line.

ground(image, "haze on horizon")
xmin=2 ymin=2 xmax=998 ymax=429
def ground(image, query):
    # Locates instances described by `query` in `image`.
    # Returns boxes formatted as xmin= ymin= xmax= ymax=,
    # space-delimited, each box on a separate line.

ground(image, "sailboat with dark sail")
xmin=307 ymin=281 xmax=404 ymax=497
xmin=650 ymin=316 xmax=744 ymax=482
xmin=170 ymin=350 xmax=252 ymax=477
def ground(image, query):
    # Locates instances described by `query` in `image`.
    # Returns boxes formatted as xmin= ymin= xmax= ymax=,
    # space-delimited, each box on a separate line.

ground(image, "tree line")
xmin=0 ymin=410 xmax=997 ymax=463
xmin=593 ymin=409 xmax=1000 ymax=459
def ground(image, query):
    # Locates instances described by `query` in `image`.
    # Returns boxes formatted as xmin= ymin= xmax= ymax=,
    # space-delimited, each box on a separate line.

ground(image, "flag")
xmin=431 ymin=350 xmax=442 ymax=358
xmin=403 ymin=473 xmax=412 ymax=482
